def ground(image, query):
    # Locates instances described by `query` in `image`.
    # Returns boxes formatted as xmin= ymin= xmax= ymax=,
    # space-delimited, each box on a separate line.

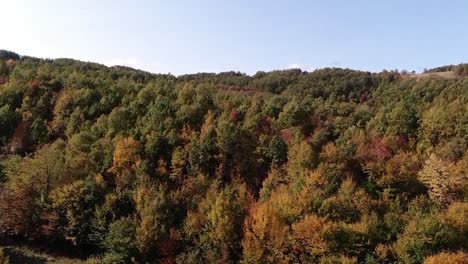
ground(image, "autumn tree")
xmin=241 ymin=202 xmax=290 ymax=264
xmin=181 ymin=182 xmax=250 ymax=263
xmin=134 ymin=179 xmax=175 ymax=259
xmin=290 ymin=215 xmax=336 ymax=262
xmin=108 ymin=137 xmax=141 ymax=188
xmin=418 ymin=154 xmax=464 ymax=206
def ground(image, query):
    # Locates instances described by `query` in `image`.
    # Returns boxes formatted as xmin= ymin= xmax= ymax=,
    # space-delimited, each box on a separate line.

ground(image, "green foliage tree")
xmin=386 ymin=96 xmax=419 ymax=137
xmin=30 ymin=118 xmax=49 ymax=144
xmin=51 ymin=179 xmax=102 ymax=246
xmin=0 ymin=105 xmax=20 ymax=144
xmin=266 ymin=136 xmax=288 ymax=164
xmin=102 ymin=217 xmax=138 ymax=263
xmin=0 ymin=50 xmax=20 ymax=60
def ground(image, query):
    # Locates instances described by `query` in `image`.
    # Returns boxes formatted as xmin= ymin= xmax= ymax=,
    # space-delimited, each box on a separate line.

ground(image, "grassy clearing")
xmin=405 ymin=71 xmax=457 ymax=79
xmin=2 ymin=246 xmax=86 ymax=264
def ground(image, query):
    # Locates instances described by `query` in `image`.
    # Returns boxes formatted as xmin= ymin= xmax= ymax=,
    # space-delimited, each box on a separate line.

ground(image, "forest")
xmin=0 ymin=50 xmax=466 ymax=263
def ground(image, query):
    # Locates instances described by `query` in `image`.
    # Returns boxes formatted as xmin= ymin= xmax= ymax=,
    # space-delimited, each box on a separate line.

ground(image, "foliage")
xmin=102 ymin=217 xmax=138 ymax=263
xmin=50 ymin=178 xmax=102 ymax=245
xmin=0 ymin=50 xmax=466 ymax=263
xmin=423 ymin=251 xmax=468 ymax=264
xmin=418 ymin=154 xmax=464 ymax=206
xmin=0 ymin=50 xmax=20 ymax=60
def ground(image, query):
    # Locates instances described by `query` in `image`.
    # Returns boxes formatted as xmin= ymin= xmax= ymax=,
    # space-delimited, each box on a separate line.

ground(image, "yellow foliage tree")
xmin=423 ymin=251 xmax=468 ymax=264
xmin=241 ymin=202 xmax=290 ymax=264
xmin=108 ymin=137 xmax=141 ymax=188
xmin=444 ymin=202 xmax=468 ymax=237
xmin=418 ymin=154 xmax=464 ymax=206
xmin=291 ymin=214 xmax=336 ymax=262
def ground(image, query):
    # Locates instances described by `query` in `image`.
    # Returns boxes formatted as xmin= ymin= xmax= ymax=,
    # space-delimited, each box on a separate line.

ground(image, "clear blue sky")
xmin=2 ymin=0 xmax=468 ymax=75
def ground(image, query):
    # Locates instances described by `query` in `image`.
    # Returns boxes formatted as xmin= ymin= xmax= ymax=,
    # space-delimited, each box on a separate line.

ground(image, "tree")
xmin=50 ymin=179 xmax=102 ymax=246
xmin=276 ymin=100 xmax=307 ymax=130
xmin=216 ymin=121 xmax=257 ymax=184
xmin=241 ymin=202 xmax=290 ymax=264
xmin=266 ymin=136 xmax=288 ymax=164
xmin=443 ymin=202 xmax=468 ymax=237
xmin=182 ymin=182 xmax=250 ymax=263
xmin=386 ymin=96 xmax=419 ymax=137
xmin=107 ymin=107 xmax=135 ymax=137
xmin=188 ymin=127 xmax=219 ymax=177
xmin=318 ymin=179 xmax=372 ymax=223
xmin=0 ymin=105 xmax=20 ymax=144
xmin=393 ymin=215 xmax=464 ymax=264
xmin=51 ymin=89 xmax=75 ymax=134
xmin=418 ymin=154 xmax=463 ymax=206
xmin=287 ymin=138 xmax=315 ymax=182
xmin=0 ymin=50 xmax=20 ymax=60
xmin=65 ymin=132 xmax=98 ymax=179
xmin=0 ymin=182 xmax=43 ymax=238
xmin=134 ymin=179 xmax=174 ymax=258
xmin=30 ymin=118 xmax=49 ymax=144
xmin=379 ymin=152 xmax=424 ymax=196
xmin=108 ymin=137 xmax=141 ymax=188
xmin=89 ymin=191 xmax=134 ymax=246
xmin=0 ymin=141 xmax=67 ymax=238
xmin=419 ymin=99 xmax=467 ymax=149
xmin=290 ymin=215 xmax=336 ymax=262
xmin=103 ymin=217 xmax=138 ymax=263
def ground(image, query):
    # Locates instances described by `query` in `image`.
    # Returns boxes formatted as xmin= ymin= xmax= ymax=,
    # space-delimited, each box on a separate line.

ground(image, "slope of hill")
xmin=0 ymin=50 xmax=467 ymax=263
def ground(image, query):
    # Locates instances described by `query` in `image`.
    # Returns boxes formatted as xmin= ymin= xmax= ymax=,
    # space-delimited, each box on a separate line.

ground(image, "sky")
xmin=2 ymin=0 xmax=468 ymax=75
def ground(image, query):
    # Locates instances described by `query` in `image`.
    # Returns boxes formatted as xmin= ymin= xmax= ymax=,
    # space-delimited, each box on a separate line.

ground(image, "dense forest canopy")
xmin=0 ymin=50 xmax=467 ymax=263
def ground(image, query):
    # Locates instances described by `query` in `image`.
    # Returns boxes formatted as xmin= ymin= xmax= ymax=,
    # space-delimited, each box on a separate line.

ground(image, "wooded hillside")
xmin=0 ymin=50 xmax=466 ymax=263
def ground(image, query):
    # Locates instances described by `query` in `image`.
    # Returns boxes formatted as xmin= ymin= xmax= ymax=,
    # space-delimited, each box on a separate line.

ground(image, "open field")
xmin=405 ymin=71 xmax=457 ymax=79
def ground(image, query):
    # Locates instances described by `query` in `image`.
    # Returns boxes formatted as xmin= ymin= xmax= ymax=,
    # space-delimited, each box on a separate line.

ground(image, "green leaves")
xmin=103 ymin=217 xmax=138 ymax=263
xmin=0 ymin=105 xmax=20 ymax=144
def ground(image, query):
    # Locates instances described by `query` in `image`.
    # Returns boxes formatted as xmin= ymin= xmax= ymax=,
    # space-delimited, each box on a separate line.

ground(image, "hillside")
xmin=0 ymin=50 xmax=467 ymax=263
